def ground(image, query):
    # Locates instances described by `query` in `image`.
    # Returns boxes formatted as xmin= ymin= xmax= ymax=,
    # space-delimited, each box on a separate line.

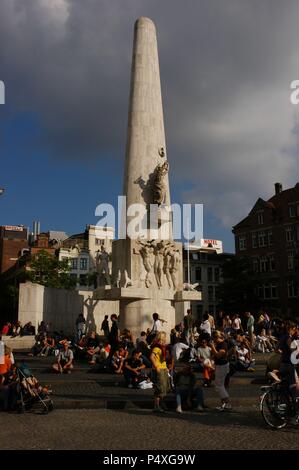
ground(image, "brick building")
xmin=233 ymin=182 xmax=299 ymax=316
xmin=0 ymin=225 xmax=28 ymax=274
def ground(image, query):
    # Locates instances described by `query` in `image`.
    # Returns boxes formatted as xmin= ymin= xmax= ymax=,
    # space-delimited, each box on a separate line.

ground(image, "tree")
xmin=27 ymin=250 xmax=76 ymax=290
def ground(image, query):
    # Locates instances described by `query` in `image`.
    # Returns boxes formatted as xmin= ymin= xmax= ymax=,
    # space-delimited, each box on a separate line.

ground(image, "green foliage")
xmin=27 ymin=250 xmax=76 ymax=290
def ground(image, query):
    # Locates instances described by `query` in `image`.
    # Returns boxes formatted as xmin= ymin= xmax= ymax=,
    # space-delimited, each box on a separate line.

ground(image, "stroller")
xmin=16 ymin=363 xmax=53 ymax=414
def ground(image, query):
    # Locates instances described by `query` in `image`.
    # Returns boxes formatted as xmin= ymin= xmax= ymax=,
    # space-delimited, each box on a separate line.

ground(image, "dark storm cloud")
xmin=1 ymin=0 xmax=299 ymax=226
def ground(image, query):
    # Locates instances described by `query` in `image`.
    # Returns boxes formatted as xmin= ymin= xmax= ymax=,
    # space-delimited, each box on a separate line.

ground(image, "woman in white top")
xmin=200 ymin=313 xmax=211 ymax=337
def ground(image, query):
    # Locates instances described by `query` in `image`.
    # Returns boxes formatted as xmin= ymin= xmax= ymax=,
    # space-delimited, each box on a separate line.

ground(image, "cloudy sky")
xmin=1 ymin=0 xmax=299 ymax=252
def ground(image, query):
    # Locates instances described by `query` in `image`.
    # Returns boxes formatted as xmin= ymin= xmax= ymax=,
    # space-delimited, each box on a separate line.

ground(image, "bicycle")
xmin=260 ymin=381 xmax=297 ymax=429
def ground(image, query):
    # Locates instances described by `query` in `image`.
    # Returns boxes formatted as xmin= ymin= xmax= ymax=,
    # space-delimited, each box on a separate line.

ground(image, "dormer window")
xmin=257 ymin=210 xmax=264 ymax=225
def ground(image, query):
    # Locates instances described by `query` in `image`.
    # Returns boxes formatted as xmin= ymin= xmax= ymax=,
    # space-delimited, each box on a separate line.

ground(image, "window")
xmin=207 ymin=267 xmax=213 ymax=282
xmin=215 ymin=286 xmax=220 ymax=300
xmin=79 ymin=274 xmax=87 ymax=286
xmin=264 ymin=284 xmax=271 ymax=299
xmin=185 ymin=268 xmax=188 ymax=281
xmin=258 ymin=231 xmax=266 ymax=247
xmin=62 ymin=256 xmax=68 ymax=261
xmin=257 ymin=211 xmax=264 ymax=225
xmin=195 ymin=268 xmax=201 ymax=281
xmin=70 ymin=258 xmax=78 ymax=270
xmin=286 ymin=226 xmax=294 ymax=243
xmin=196 ymin=304 xmax=203 ymax=319
xmin=271 ymin=284 xmax=278 ymax=299
xmin=214 ymin=267 xmax=220 ymax=282
xmin=287 ymin=280 xmax=296 ymax=298
xmin=208 ymin=305 xmax=215 ymax=315
xmin=297 ymin=226 xmax=299 ymax=241
xmin=257 ymin=285 xmax=264 ymax=298
xmin=252 ymin=232 xmax=257 ymax=248
xmin=253 ymin=258 xmax=259 ymax=272
xmin=239 ymin=236 xmax=246 ymax=251
xmin=259 ymin=256 xmax=268 ymax=273
xmin=288 ymin=251 xmax=294 ymax=270
xmin=95 ymin=238 xmax=105 ymax=245
xmin=269 ymin=255 xmax=275 ymax=272
xmin=192 ymin=253 xmax=199 ymax=260
xmin=268 ymin=231 xmax=273 ymax=246
xmin=289 ymin=204 xmax=296 ymax=218
xmin=200 ymin=253 xmax=207 ymax=261
xmin=257 ymin=283 xmax=278 ymax=299
xmin=80 ymin=258 xmax=88 ymax=270
xmin=208 ymin=285 xmax=214 ymax=301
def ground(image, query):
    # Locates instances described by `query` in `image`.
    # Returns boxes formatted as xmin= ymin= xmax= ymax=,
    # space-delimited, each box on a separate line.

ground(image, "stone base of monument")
xmin=94 ymin=286 xmax=201 ymax=338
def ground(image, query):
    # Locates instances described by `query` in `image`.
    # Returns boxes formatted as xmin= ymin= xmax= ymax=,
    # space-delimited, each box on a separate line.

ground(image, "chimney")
xmin=274 ymin=182 xmax=282 ymax=195
xmin=32 ymin=221 xmax=41 ymax=242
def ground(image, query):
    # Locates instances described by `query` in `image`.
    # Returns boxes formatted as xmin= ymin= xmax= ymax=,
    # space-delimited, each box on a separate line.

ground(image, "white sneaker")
xmin=196 ymin=405 xmax=204 ymax=412
xmin=176 ymin=406 xmax=182 ymax=413
xmin=216 ymin=403 xmax=232 ymax=412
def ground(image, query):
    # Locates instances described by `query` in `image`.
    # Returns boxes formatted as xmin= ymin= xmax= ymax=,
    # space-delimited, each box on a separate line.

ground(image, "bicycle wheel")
xmin=260 ymin=389 xmax=289 ymax=429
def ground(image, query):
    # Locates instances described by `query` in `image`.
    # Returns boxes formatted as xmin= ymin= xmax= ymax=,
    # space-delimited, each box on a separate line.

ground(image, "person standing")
xmin=109 ymin=314 xmax=119 ymax=355
xmin=209 ymin=331 xmax=232 ymax=411
xmin=101 ymin=315 xmax=110 ymax=339
xmin=147 ymin=313 xmax=167 ymax=345
xmin=150 ymin=332 xmax=170 ymax=413
xmin=246 ymin=312 xmax=255 ymax=346
xmin=279 ymin=321 xmax=299 ymax=424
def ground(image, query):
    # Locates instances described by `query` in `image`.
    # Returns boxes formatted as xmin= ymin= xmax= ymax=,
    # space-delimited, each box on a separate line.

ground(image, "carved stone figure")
xmin=153 ymin=241 xmax=167 ymax=288
xmin=152 ymin=161 xmax=169 ymax=205
xmin=170 ymin=249 xmax=181 ymax=290
xmin=163 ymin=247 xmax=173 ymax=289
xmin=138 ymin=241 xmax=154 ymax=288
xmin=96 ymin=245 xmax=111 ymax=286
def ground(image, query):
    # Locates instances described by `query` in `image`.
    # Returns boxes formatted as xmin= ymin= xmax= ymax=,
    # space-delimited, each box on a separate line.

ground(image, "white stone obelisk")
xmin=123 ymin=17 xmax=171 ymax=234
xmin=95 ymin=18 xmax=201 ymax=338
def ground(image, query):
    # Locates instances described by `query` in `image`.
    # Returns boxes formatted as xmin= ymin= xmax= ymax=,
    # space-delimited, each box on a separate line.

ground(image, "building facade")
xmin=0 ymin=225 xmax=28 ymax=274
xmin=58 ymin=225 xmax=114 ymax=289
xmin=183 ymin=240 xmax=234 ymax=321
xmin=233 ymin=182 xmax=299 ymax=316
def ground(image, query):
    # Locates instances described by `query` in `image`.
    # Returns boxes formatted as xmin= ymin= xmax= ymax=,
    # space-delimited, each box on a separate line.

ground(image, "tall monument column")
xmin=124 ymin=17 xmax=171 ymax=215
xmin=94 ymin=18 xmax=201 ymax=338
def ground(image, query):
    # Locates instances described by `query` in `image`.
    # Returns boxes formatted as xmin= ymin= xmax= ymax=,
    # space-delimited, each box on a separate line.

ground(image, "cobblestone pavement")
xmin=1 ymin=407 xmax=299 ymax=450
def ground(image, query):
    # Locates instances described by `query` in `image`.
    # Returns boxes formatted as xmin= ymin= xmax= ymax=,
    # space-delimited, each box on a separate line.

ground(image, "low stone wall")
xmin=18 ymin=282 xmax=119 ymax=336
xmin=2 ymin=335 xmax=35 ymax=350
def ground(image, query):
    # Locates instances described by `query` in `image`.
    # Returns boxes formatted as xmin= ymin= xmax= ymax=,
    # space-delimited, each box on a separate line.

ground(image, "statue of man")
xmin=138 ymin=241 xmax=154 ymax=288
xmin=152 ymin=161 xmax=169 ymax=205
xmin=96 ymin=245 xmax=111 ymax=286
xmin=153 ymin=240 xmax=170 ymax=289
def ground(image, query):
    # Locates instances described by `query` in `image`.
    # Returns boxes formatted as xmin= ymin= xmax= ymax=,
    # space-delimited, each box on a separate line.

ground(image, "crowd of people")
xmin=1 ymin=309 xmax=299 ymax=417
